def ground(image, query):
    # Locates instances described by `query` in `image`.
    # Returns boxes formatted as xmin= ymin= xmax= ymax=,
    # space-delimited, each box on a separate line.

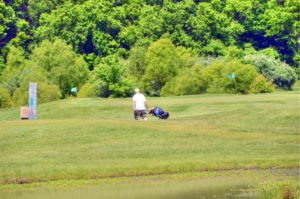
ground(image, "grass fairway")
xmin=0 ymin=92 xmax=299 ymax=188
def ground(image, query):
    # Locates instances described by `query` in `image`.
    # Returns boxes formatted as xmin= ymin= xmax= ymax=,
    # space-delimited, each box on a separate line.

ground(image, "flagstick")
xmin=234 ymin=77 xmax=237 ymax=93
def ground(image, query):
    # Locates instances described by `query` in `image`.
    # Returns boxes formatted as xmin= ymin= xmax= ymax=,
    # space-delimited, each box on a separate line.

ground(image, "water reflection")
xmin=1 ymin=180 xmax=255 ymax=199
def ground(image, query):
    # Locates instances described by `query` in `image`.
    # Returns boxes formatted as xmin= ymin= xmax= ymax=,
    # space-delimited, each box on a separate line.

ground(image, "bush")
xmin=249 ymin=75 xmax=275 ymax=94
xmin=162 ymin=60 xmax=258 ymax=95
xmin=38 ymin=84 xmax=61 ymax=103
xmin=11 ymin=65 xmax=61 ymax=106
xmin=244 ymin=54 xmax=297 ymax=90
xmin=0 ymin=87 xmax=12 ymax=108
xmin=94 ymin=80 xmax=109 ymax=97
xmin=77 ymin=81 xmax=111 ymax=98
xmin=12 ymin=83 xmax=61 ymax=106
xmin=292 ymin=80 xmax=300 ymax=91
xmin=202 ymin=60 xmax=258 ymax=94
xmin=201 ymin=61 xmax=226 ymax=93
xmin=109 ymin=79 xmax=133 ymax=98
xmin=78 ymin=83 xmax=97 ymax=98
xmin=161 ymin=67 xmax=205 ymax=96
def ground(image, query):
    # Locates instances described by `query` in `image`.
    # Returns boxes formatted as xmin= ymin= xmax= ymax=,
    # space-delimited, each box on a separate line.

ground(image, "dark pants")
xmin=134 ymin=110 xmax=146 ymax=120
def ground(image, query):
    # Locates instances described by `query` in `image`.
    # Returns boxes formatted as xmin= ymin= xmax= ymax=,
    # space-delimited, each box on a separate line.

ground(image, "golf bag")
xmin=149 ymin=107 xmax=169 ymax=119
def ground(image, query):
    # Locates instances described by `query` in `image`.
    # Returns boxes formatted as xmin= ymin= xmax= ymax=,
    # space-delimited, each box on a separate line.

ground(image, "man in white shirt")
xmin=133 ymin=88 xmax=148 ymax=120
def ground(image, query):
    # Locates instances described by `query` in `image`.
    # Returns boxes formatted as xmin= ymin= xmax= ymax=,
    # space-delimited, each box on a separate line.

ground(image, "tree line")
xmin=0 ymin=0 xmax=299 ymax=107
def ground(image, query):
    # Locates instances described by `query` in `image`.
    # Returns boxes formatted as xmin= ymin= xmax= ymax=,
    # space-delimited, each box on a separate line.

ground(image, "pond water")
xmin=1 ymin=179 xmax=256 ymax=199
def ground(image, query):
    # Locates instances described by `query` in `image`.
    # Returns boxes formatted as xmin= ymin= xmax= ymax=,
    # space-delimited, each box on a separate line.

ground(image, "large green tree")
xmin=0 ymin=2 xmax=16 ymax=53
xmin=29 ymin=39 xmax=89 ymax=97
xmin=143 ymin=38 xmax=179 ymax=95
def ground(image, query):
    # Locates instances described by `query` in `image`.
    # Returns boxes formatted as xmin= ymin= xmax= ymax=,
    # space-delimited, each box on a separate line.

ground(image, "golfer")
xmin=132 ymin=88 xmax=148 ymax=120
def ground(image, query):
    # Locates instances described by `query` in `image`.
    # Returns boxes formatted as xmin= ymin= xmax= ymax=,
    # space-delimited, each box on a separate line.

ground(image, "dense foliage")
xmin=0 ymin=0 xmax=298 ymax=107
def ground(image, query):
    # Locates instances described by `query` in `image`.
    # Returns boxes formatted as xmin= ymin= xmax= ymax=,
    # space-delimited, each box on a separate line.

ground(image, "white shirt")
xmin=133 ymin=93 xmax=147 ymax=110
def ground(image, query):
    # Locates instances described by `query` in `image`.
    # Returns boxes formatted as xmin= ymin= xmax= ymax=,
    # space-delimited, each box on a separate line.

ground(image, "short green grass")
xmin=0 ymin=92 xmax=299 ymax=186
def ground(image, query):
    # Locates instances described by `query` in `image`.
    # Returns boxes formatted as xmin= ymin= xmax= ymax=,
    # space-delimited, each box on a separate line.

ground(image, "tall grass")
xmin=257 ymin=181 xmax=300 ymax=199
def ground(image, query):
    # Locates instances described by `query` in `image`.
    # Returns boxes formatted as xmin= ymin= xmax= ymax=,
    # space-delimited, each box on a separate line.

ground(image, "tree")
xmin=244 ymin=54 xmax=296 ymax=89
xmin=28 ymin=0 xmax=64 ymax=25
xmin=29 ymin=39 xmax=89 ymax=97
xmin=0 ymin=46 xmax=26 ymax=96
xmin=91 ymin=55 xmax=132 ymax=97
xmin=0 ymin=2 xmax=16 ymax=51
xmin=143 ymin=38 xmax=179 ymax=95
xmin=127 ymin=44 xmax=147 ymax=83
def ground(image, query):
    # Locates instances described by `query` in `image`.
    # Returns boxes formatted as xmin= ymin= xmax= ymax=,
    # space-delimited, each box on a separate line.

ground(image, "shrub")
xmin=109 ymin=79 xmax=133 ymax=98
xmin=0 ymin=87 xmax=12 ymax=108
xmin=202 ymin=60 xmax=258 ymax=94
xmin=249 ymin=75 xmax=275 ymax=94
xmin=78 ymin=83 xmax=97 ymax=98
xmin=161 ymin=67 xmax=205 ymax=96
xmin=292 ymin=80 xmax=300 ymax=91
xmin=295 ymin=65 xmax=300 ymax=80
xmin=38 ymin=84 xmax=61 ymax=103
xmin=12 ymin=82 xmax=61 ymax=106
xmin=201 ymin=61 xmax=225 ymax=93
xmin=11 ymin=65 xmax=61 ymax=106
xmin=78 ymin=81 xmax=111 ymax=98
xmin=244 ymin=54 xmax=296 ymax=90
xmin=222 ymin=60 xmax=259 ymax=94
xmin=94 ymin=80 xmax=109 ymax=97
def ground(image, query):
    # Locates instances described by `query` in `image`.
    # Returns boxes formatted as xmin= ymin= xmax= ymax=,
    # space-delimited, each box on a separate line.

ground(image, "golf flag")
xmin=228 ymin=73 xmax=235 ymax=79
xmin=71 ymin=87 xmax=78 ymax=93
xmin=29 ymin=82 xmax=37 ymax=120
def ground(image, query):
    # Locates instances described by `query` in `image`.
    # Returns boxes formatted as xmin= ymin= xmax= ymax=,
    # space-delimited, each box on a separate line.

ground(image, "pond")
xmin=1 ymin=179 xmax=256 ymax=199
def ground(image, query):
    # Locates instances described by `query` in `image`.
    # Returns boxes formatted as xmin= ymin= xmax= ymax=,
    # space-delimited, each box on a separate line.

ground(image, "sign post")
xmin=29 ymin=82 xmax=37 ymax=120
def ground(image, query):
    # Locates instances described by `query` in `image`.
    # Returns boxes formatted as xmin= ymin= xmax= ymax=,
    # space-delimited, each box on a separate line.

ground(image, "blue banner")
xmin=29 ymin=82 xmax=37 ymax=120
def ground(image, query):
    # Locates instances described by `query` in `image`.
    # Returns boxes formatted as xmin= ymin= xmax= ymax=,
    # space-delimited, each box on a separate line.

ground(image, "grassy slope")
xmin=0 ymin=92 xmax=299 ymax=184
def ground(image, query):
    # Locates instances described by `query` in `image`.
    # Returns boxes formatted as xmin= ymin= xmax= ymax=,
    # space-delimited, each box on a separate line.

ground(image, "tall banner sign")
xmin=29 ymin=82 xmax=37 ymax=120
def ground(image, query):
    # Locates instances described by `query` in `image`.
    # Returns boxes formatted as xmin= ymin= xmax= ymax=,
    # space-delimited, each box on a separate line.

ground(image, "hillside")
xmin=0 ymin=93 xmax=299 ymax=185
xmin=1 ymin=1 xmax=299 ymax=109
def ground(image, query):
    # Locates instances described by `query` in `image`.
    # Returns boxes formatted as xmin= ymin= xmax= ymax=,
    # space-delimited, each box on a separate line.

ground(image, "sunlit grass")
xmin=0 ymin=92 xmax=299 ymax=185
